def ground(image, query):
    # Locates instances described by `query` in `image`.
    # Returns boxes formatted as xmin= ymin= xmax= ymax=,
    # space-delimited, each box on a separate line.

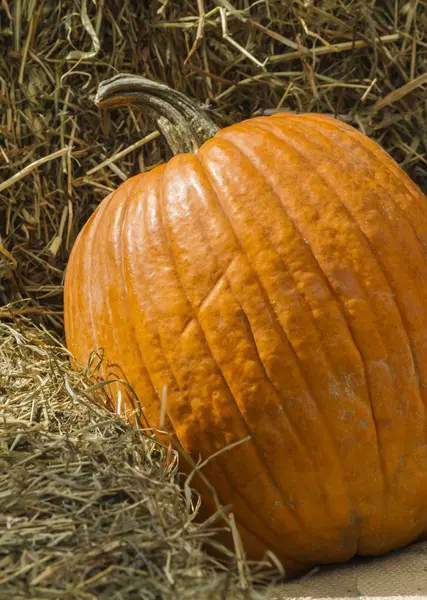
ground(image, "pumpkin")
xmin=64 ymin=74 xmax=427 ymax=574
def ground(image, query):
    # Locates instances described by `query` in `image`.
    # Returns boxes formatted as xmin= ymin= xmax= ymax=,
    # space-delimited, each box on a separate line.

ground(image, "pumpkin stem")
xmin=95 ymin=74 xmax=220 ymax=155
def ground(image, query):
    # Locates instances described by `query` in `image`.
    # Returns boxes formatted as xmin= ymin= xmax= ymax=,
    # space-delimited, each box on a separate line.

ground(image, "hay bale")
xmin=0 ymin=320 xmax=276 ymax=599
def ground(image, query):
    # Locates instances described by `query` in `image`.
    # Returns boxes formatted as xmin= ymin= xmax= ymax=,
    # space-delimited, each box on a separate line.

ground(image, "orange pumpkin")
xmin=65 ymin=74 xmax=427 ymax=573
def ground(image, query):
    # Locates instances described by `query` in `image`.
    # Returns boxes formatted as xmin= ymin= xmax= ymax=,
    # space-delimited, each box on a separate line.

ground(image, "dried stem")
xmin=95 ymin=74 xmax=219 ymax=155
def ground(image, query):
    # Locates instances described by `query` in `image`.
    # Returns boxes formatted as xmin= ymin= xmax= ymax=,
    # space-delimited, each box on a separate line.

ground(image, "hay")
xmin=0 ymin=0 xmax=426 ymax=328
xmin=0 ymin=319 xmax=277 ymax=599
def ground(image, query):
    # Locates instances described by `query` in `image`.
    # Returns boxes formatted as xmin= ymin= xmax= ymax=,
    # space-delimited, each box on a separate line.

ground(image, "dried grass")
xmin=0 ymin=319 xmax=278 ymax=599
xmin=0 ymin=0 xmax=426 ymax=329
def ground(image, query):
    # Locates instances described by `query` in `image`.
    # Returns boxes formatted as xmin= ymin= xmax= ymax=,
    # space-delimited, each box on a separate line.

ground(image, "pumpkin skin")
xmin=65 ymin=110 xmax=427 ymax=573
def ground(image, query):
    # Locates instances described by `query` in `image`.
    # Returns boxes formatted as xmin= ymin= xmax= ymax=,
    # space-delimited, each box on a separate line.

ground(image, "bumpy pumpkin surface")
xmin=65 ymin=81 xmax=427 ymax=572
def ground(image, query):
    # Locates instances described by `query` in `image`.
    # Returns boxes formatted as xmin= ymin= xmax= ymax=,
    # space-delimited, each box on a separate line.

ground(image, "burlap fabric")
xmin=271 ymin=540 xmax=427 ymax=599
